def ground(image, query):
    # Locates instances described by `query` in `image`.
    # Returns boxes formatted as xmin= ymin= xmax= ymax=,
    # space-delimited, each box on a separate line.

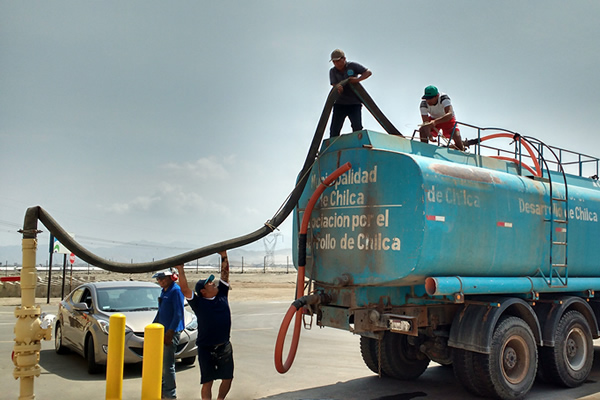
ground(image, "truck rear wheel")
xmin=452 ymin=348 xmax=488 ymax=396
xmin=474 ymin=316 xmax=537 ymax=399
xmin=379 ymin=331 xmax=429 ymax=380
xmin=538 ymin=310 xmax=593 ymax=388
xmin=359 ymin=336 xmax=381 ymax=375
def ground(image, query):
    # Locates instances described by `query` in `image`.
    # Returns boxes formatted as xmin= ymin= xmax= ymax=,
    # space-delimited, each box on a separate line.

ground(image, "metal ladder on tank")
xmin=529 ymin=138 xmax=570 ymax=287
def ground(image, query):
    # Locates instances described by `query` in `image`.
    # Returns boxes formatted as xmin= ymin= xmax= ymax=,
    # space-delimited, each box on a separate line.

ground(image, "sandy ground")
xmin=0 ymin=271 xmax=298 ymax=306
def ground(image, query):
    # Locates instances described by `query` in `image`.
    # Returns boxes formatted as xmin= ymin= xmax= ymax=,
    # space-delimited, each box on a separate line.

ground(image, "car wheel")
xmin=54 ymin=322 xmax=69 ymax=354
xmin=180 ymin=355 xmax=196 ymax=365
xmin=86 ymin=335 xmax=102 ymax=374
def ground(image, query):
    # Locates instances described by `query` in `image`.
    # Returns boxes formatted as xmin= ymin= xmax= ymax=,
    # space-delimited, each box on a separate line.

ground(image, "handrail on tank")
xmin=411 ymin=120 xmax=599 ymax=179
xmin=454 ymin=121 xmax=600 ymax=179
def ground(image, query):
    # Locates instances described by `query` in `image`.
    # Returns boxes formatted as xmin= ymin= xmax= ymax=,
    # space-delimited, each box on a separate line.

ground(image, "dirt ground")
xmin=0 ymin=271 xmax=298 ymax=306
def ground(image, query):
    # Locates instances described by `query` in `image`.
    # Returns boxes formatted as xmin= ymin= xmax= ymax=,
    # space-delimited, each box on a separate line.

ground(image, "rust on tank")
xmin=430 ymin=163 xmax=502 ymax=184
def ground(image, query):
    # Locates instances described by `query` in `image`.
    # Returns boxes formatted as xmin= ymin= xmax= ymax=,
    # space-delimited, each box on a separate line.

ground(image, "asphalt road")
xmin=2 ymin=300 xmax=600 ymax=399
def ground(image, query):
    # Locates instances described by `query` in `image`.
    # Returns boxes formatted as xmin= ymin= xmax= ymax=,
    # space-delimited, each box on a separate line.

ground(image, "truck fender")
xmin=448 ymin=296 xmax=542 ymax=354
xmin=534 ymin=296 xmax=599 ymax=347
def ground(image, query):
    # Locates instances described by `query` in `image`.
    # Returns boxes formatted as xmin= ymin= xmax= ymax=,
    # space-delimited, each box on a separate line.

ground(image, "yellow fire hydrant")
xmin=13 ymin=238 xmax=53 ymax=400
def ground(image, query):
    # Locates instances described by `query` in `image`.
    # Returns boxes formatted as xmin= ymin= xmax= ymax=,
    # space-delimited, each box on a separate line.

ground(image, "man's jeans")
xmin=330 ymin=103 xmax=363 ymax=137
xmin=162 ymin=332 xmax=181 ymax=399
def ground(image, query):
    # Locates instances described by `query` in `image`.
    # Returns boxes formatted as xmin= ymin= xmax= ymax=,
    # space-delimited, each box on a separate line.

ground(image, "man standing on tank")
xmin=329 ymin=49 xmax=372 ymax=137
xmin=419 ymin=85 xmax=465 ymax=151
xmin=175 ymin=251 xmax=232 ymax=400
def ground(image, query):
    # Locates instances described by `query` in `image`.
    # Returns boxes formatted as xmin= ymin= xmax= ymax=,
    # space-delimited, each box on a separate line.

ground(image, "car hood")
xmin=99 ymin=310 xmax=194 ymax=333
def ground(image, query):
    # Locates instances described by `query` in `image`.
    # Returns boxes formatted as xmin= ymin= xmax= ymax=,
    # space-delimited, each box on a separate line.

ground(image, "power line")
xmin=0 ymin=220 xmax=194 ymax=252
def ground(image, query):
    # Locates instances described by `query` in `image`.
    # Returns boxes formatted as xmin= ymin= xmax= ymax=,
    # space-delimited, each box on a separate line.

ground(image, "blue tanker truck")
xmin=283 ymin=127 xmax=600 ymax=400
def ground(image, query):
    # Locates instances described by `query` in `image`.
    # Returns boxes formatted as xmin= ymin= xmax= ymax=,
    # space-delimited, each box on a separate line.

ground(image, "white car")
xmin=54 ymin=281 xmax=197 ymax=374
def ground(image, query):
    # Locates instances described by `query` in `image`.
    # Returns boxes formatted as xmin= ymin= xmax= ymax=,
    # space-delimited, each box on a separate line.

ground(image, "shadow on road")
xmin=257 ymin=349 xmax=600 ymax=400
xmin=38 ymin=349 xmax=195 ymax=381
xmin=257 ymin=366 xmax=465 ymax=400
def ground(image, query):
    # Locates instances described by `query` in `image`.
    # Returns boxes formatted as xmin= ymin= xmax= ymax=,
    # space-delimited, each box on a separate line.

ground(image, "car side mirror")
xmin=73 ymin=302 xmax=91 ymax=312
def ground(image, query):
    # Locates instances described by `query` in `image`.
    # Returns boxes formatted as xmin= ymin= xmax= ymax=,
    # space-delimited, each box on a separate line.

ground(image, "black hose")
xmin=22 ymin=80 xmax=399 ymax=273
xmin=350 ymin=83 xmax=403 ymax=137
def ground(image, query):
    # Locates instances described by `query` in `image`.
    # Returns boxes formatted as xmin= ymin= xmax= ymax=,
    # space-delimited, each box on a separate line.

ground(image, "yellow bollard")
xmin=106 ymin=313 xmax=126 ymax=400
xmin=141 ymin=323 xmax=164 ymax=400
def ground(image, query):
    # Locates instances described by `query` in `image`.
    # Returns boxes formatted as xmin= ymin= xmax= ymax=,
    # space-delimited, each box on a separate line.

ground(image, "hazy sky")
xmin=1 ymin=1 xmax=599 ymax=257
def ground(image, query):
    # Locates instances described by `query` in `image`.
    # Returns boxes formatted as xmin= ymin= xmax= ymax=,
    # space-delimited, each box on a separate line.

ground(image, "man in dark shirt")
xmin=152 ymin=268 xmax=186 ymax=400
xmin=175 ymin=251 xmax=232 ymax=400
xmin=329 ymin=48 xmax=372 ymax=137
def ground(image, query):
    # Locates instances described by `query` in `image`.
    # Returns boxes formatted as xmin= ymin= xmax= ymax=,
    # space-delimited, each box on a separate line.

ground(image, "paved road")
xmin=2 ymin=300 xmax=600 ymax=399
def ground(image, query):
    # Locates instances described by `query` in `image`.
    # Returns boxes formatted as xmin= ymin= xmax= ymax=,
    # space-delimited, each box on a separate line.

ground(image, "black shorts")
xmin=197 ymin=341 xmax=234 ymax=384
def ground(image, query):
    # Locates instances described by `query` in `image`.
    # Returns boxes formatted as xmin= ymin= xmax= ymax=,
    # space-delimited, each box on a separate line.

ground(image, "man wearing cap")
xmin=152 ymin=268 xmax=186 ymax=400
xmin=175 ymin=251 xmax=232 ymax=400
xmin=419 ymin=85 xmax=465 ymax=151
xmin=329 ymin=48 xmax=372 ymax=138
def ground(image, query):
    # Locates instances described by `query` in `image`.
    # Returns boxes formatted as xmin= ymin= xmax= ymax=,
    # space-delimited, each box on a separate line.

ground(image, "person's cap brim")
xmin=152 ymin=269 xmax=173 ymax=279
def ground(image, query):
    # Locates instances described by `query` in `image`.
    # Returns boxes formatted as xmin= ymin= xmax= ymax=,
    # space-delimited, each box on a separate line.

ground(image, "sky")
xmin=1 ymin=1 xmax=599 ymax=261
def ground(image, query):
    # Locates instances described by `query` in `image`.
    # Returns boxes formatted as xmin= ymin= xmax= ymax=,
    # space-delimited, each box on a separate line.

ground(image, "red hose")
xmin=274 ymin=162 xmax=352 ymax=374
xmin=479 ymin=133 xmax=542 ymax=177
xmin=489 ymin=156 xmax=538 ymax=176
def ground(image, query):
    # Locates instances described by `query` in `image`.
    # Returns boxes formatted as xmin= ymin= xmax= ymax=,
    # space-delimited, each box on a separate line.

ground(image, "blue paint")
xmin=293 ymin=130 xmax=600 ymax=304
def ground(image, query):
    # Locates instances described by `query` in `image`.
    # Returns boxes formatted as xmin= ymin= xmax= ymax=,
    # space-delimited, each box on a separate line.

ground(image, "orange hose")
xmin=490 ymin=156 xmax=538 ymax=176
xmin=274 ymin=162 xmax=352 ymax=374
xmin=479 ymin=133 xmax=541 ymax=177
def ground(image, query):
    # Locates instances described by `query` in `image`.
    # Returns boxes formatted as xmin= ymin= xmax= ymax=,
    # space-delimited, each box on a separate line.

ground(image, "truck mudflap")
xmin=448 ymin=296 xmax=542 ymax=354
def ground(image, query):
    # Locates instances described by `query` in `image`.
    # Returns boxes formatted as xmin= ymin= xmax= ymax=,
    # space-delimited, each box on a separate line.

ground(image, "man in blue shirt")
xmin=329 ymin=48 xmax=372 ymax=137
xmin=175 ymin=251 xmax=232 ymax=400
xmin=153 ymin=268 xmax=186 ymax=400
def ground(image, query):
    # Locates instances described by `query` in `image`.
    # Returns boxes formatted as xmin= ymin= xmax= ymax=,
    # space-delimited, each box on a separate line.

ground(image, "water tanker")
xmin=279 ymin=128 xmax=600 ymax=400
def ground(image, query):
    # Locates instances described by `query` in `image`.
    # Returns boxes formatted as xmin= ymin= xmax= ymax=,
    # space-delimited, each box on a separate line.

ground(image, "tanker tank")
xmin=293 ymin=130 xmax=600 ymax=287
xmin=280 ymin=103 xmax=600 ymax=400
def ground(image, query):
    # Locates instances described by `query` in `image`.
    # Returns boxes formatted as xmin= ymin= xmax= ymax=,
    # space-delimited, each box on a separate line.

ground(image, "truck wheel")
xmin=452 ymin=348 xmax=489 ymax=397
xmin=474 ymin=316 xmax=537 ymax=399
xmin=379 ymin=331 xmax=429 ymax=380
xmin=359 ymin=336 xmax=381 ymax=375
xmin=538 ymin=310 xmax=593 ymax=388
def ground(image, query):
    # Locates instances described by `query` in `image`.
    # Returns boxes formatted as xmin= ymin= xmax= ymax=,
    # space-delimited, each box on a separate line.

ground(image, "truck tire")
xmin=538 ymin=310 xmax=593 ymax=388
xmin=359 ymin=336 xmax=380 ymax=375
xmin=379 ymin=331 xmax=429 ymax=380
xmin=474 ymin=316 xmax=537 ymax=399
xmin=452 ymin=348 xmax=489 ymax=397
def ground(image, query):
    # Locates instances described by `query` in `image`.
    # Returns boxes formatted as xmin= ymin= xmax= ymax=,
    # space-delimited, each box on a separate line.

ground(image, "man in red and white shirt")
xmin=419 ymin=85 xmax=465 ymax=151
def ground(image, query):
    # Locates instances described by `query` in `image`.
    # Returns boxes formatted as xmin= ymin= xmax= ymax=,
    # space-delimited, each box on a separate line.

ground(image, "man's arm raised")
xmin=219 ymin=251 xmax=229 ymax=283
xmin=174 ymin=264 xmax=193 ymax=298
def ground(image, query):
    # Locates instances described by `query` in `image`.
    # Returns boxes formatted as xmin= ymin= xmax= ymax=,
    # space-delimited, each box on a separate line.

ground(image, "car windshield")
xmin=96 ymin=286 xmax=161 ymax=312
